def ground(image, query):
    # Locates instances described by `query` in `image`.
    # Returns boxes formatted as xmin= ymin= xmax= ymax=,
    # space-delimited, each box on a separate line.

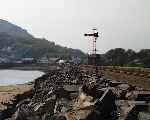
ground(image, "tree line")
xmin=100 ymin=48 xmax=150 ymax=68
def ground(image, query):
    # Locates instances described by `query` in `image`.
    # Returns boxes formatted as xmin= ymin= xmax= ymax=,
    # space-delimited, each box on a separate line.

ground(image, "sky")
xmin=0 ymin=0 xmax=150 ymax=53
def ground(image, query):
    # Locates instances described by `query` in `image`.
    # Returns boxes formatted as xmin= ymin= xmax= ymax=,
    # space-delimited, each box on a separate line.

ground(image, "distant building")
xmin=70 ymin=57 xmax=81 ymax=65
xmin=38 ymin=57 xmax=49 ymax=63
xmin=22 ymin=58 xmax=36 ymax=64
xmin=49 ymin=57 xmax=60 ymax=64
xmin=58 ymin=59 xmax=66 ymax=65
xmin=1 ymin=46 xmax=12 ymax=52
xmin=13 ymin=60 xmax=23 ymax=64
xmin=0 ymin=57 xmax=10 ymax=63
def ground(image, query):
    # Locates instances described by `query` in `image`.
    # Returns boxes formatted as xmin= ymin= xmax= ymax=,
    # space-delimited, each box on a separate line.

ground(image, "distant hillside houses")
xmin=0 ymin=57 xmax=10 ymax=63
xmin=37 ymin=56 xmax=49 ymax=63
xmin=49 ymin=57 xmax=60 ymax=64
xmin=37 ymin=57 xmax=60 ymax=64
xmin=69 ymin=56 xmax=81 ymax=64
xmin=0 ymin=56 xmax=83 ymax=65
xmin=22 ymin=58 xmax=36 ymax=64
xmin=37 ymin=56 xmax=82 ymax=65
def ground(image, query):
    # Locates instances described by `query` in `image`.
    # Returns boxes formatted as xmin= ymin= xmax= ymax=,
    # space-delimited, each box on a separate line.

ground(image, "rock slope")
xmin=3 ymin=65 xmax=150 ymax=120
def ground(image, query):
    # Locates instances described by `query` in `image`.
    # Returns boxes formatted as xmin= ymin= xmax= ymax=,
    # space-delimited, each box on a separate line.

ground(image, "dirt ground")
xmin=0 ymin=83 xmax=33 ymax=111
xmin=102 ymin=71 xmax=150 ymax=90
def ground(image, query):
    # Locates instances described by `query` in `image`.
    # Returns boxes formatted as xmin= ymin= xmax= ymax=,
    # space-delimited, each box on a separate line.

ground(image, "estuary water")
xmin=0 ymin=70 xmax=44 ymax=86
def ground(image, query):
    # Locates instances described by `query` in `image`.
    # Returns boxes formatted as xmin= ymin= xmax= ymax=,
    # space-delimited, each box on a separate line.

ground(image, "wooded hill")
xmin=0 ymin=19 xmax=86 ymax=60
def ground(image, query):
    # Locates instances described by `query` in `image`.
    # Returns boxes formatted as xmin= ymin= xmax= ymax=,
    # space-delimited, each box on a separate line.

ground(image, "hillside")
xmin=0 ymin=19 xmax=33 ymax=39
xmin=0 ymin=20 xmax=86 ymax=61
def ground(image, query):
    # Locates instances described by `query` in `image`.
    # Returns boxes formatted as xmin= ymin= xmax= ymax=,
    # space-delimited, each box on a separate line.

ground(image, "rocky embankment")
xmin=2 ymin=65 xmax=150 ymax=120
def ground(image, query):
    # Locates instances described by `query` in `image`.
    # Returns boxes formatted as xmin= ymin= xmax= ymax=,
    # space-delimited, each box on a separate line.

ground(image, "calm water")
xmin=0 ymin=70 xmax=44 ymax=86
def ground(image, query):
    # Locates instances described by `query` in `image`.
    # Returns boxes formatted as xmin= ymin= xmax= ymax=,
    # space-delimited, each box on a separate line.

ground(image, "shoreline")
xmin=0 ymin=65 xmax=57 ymax=112
xmin=0 ymin=63 xmax=61 ymax=73
xmin=0 ymin=63 xmax=49 ymax=73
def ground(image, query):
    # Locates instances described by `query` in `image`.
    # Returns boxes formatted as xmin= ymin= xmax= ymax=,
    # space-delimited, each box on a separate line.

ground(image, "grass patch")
xmin=127 ymin=80 xmax=150 ymax=90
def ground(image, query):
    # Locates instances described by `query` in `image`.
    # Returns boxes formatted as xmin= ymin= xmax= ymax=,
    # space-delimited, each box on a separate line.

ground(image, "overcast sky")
xmin=0 ymin=0 xmax=149 ymax=53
